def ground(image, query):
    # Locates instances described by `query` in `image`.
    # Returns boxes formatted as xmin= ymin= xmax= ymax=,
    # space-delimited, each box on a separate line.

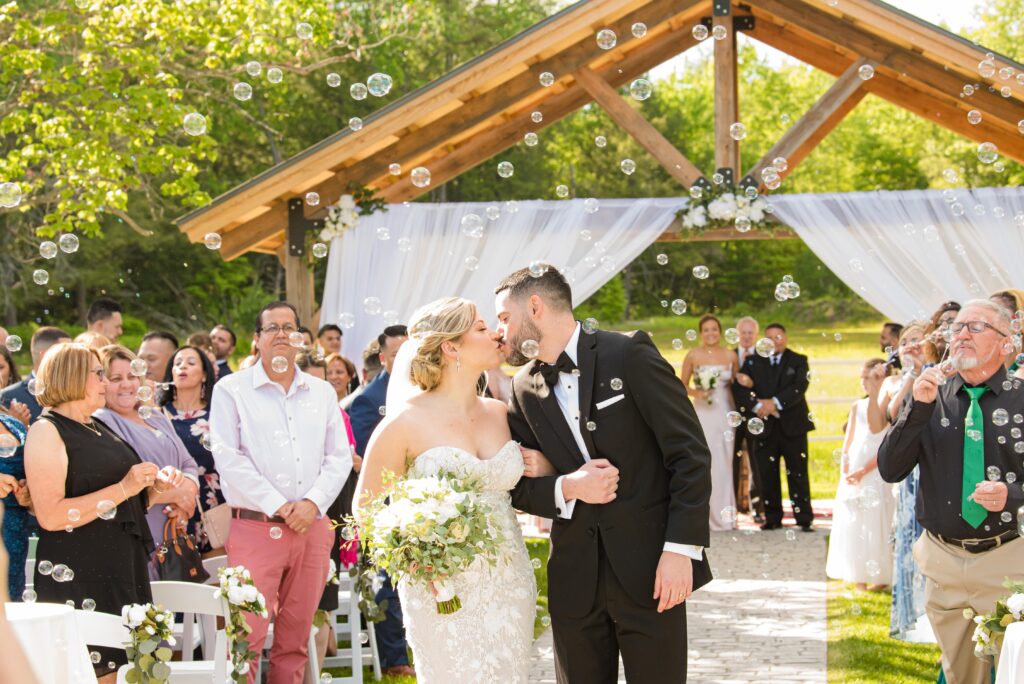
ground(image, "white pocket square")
xmin=596 ymin=394 xmax=625 ymax=410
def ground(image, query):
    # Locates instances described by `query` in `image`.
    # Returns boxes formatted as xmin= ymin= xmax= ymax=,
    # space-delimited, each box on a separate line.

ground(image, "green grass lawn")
xmin=828 ymin=581 xmax=941 ymax=684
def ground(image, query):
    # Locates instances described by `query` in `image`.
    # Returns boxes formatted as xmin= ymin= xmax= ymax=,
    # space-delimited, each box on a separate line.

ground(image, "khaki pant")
xmin=913 ymin=531 xmax=1024 ymax=684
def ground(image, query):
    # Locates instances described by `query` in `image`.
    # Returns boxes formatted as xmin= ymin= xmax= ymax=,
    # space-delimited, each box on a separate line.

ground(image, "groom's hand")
xmin=653 ymin=552 xmax=693 ymax=613
xmin=561 ymin=459 xmax=618 ymax=504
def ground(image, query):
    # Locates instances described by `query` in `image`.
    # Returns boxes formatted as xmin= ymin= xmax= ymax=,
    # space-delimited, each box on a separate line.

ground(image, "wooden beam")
xmin=219 ymin=203 xmax=289 ymax=261
xmin=751 ymin=0 xmax=1024 ymax=134
xmin=742 ymin=56 xmax=872 ymax=188
xmin=298 ymin=0 xmax=710 ymax=217
xmin=746 ymin=19 xmax=1024 ymax=165
xmin=574 ymin=66 xmax=705 ymax=187
xmin=713 ymin=10 xmax=740 ymax=177
xmin=377 ymin=16 xmax=703 ymax=203
xmin=656 ymin=225 xmax=796 ymax=241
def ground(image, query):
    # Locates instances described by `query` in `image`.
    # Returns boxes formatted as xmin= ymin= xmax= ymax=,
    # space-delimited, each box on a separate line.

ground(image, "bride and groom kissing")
xmin=354 ymin=265 xmax=713 ymax=683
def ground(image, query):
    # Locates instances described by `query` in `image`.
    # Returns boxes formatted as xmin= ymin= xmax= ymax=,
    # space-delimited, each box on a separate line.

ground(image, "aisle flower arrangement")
xmin=967 ymin=578 xmax=1024 ymax=659
xmin=122 ymin=603 xmax=175 ymax=683
xmin=347 ymin=470 xmax=503 ymax=614
xmin=214 ymin=565 xmax=269 ymax=682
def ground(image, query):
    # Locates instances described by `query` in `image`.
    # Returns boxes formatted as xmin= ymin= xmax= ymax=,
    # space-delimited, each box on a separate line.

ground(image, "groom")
xmin=495 ymin=266 xmax=713 ymax=683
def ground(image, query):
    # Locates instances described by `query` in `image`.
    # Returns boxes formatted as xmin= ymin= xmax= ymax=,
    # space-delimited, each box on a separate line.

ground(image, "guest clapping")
xmin=93 ymin=346 xmax=200 ymax=578
xmin=24 ymin=342 xmax=184 ymax=680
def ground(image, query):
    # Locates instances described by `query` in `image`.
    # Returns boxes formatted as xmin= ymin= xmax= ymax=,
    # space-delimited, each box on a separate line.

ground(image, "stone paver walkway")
xmin=528 ymin=526 xmax=828 ymax=683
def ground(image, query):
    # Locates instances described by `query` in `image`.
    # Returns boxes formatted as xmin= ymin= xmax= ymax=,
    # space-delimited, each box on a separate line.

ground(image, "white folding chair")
xmin=320 ymin=574 xmax=382 ymax=682
xmin=202 ymin=554 xmax=228 ymax=585
xmin=149 ymin=580 xmax=231 ymax=683
xmin=73 ymin=609 xmax=133 ymax=684
xmin=258 ymin=621 xmax=321 ymax=684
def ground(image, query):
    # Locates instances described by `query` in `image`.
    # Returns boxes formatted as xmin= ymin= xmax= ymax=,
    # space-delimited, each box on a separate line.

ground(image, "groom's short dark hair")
xmin=495 ymin=265 xmax=573 ymax=313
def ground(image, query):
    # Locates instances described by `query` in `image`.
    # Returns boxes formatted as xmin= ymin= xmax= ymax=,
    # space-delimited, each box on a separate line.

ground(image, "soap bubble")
xmin=858 ymin=64 xmax=875 ymax=80
xmin=692 ymin=24 xmax=709 ymax=41
xmin=524 ymin=132 xmax=539 ymax=146
xmin=595 ymin=135 xmax=607 ymax=148
xmin=610 ymin=378 xmax=623 ymax=391
xmin=58 ymin=233 xmax=80 ymax=253
xmin=367 ymin=73 xmax=393 ymax=97
xmin=755 ymin=338 xmax=776 ymax=357
xmin=967 ymin=109 xmax=982 ymax=125
xmin=296 ymin=22 xmax=313 ymax=40
xmin=21 ymin=589 xmax=37 ymax=602
xmin=411 ymin=167 xmax=431 ymax=188
xmin=82 ymin=598 xmax=96 ymax=611
xmin=271 ymin=356 xmax=289 ymax=373
xmin=629 ymin=78 xmax=652 ymax=101
xmin=986 ymin=465 xmax=1001 ymax=481
xmin=539 ymin=71 xmax=555 ymax=87
xmin=531 ymin=111 xmax=543 ymax=123
xmin=528 ymin=261 xmax=548 ymax=278
xmin=32 ymin=269 xmax=48 ymax=285
xmin=326 ymin=73 xmax=341 ymax=88
xmin=582 ymin=318 xmax=599 ymax=334
xmin=5 ymin=335 xmax=21 ymax=352
xmin=245 ymin=61 xmax=261 ymax=77
xmin=656 ymin=254 xmax=669 ymax=266
xmin=596 ymin=29 xmax=617 ymax=49
xmin=389 ymin=163 xmax=401 ymax=176
xmin=233 ymin=82 xmax=252 ymax=101
xmin=693 ymin=265 xmax=710 ymax=279
xmin=721 ymin=506 xmax=737 ymax=524
xmin=130 ymin=358 xmax=148 ymax=376
xmin=993 ymin=409 xmax=1010 ymax=426
xmin=729 ymin=123 xmax=747 ymax=141
xmin=726 ymin=411 xmax=743 ymax=428
xmin=204 ymin=233 xmax=222 ymax=250
xmin=363 ymin=297 xmax=382 ymax=315
xmin=267 ymin=67 xmax=283 ymax=83
xmin=270 ymin=526 xmax=283 ymax=540
xmin=586 ymin=421 xmax=597 ymax=432
xmin=350 ymin=83 xmax=368 ymax=100
xmin=338 ymin=313 xmax=356 ymax=329
xmin=37 ymin=560 xmax=54 ymax=575
xmin=620 ymin=159 xmax=636 ymax=175
xmin=497 ymin=161 xmax=514 ymax=178
xmin=40 ymin=241 xmax=58 ymax=259
xmin=349 ymin=117 xmax=363 ymax=131
xmin=312 ymin=242 xmax=328 ymax=259
xmin=555 ymin=184 xmax=569 ymax=198
xmin=461 ymin=213 xmax=484 ymax=238
xmin=712 ymin=24 xmax=727 ymax=40
xmin=583 ymin=198 xmax=599 ymax=214
xmin=670 ymin=299 xmax=687 ymax=315
xmin=463 ymin=256 xmax=479 ymax=272
xmin=305 ymin=192 xmax=320 ymax=206
xmin=183 ymin=112 xmax=207 ymax=136
xmin=977 ymin=142 xmax=999 ymax=164
xmin=724 ymin=328 xmax=740 ymax=345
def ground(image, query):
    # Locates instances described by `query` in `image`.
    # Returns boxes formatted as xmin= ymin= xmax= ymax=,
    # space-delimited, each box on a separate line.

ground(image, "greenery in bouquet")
xmin=213 ymin=565 xmax=269 ymax=683
xmin=122 ymin=603 xmax=175 ymax=684
xmin=345 ymin=469 xmax=504 ymax=614
xmin=967 ymin=578 xmax=1024 ymax=660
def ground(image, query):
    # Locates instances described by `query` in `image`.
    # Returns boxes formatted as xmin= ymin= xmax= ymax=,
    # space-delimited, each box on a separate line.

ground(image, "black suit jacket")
xmin=509 ymin=328 xmax=713 ymax=618
xmin=0 ymin=376 xmax=44 ymax=421
xmin=736 ymin=349 xmax=815 ymax=440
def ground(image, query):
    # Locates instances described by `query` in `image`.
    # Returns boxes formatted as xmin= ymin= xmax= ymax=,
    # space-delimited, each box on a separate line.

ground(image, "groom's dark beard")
xmin=504 ymin=318 xmax=544 ymax=367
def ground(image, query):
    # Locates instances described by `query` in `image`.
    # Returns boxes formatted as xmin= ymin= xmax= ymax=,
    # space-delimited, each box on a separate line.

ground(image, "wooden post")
xmin=285 ymin=198 xmax=316 ymax=327
xmin=713 ymin=1 xmax=739 ymax=180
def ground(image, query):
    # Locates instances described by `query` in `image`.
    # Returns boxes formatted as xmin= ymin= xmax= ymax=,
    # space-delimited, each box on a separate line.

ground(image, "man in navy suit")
xmin=348 ymin=324 xmax=413 ymax=677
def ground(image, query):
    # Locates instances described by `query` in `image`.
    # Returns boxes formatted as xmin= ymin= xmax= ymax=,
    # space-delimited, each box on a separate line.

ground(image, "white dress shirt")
xmin=550 ymin=324 xmax=702 ymax=561
xmin=738 ymin=346 xmax=754 ymax=368
xmin=209 ymin=361 xmax=352 ymax=517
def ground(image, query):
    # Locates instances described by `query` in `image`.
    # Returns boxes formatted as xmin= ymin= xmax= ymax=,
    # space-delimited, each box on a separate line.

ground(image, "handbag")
xmin=198 ymin=496 xmax=232 ymax=552
xmin=155 ymin=518 xmax=210 ymax=584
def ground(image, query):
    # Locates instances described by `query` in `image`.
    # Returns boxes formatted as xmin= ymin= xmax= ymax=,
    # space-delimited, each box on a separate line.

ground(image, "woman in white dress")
xmin=680 ymin=314 xmax=740 ymax=531
xmin=826 ymin=358 xmax=896 ymax=590
xmin=354 ymin=297 xmax=550 ymax=683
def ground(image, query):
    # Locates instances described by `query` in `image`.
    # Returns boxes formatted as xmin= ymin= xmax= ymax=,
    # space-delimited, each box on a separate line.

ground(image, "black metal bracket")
xmin=691 ymin=176 xmax=713 ymax=192
xmin=714 ymin=0 xmax=730 ymax=16
xmin=700 ymin=15 xmax=754 ymax=30
xmin=287 ymin=198 xmax=322 ymax=257
xmin=739 ymin=174 xmax=759 ymax=192
xmin=716 ymin=167 xmax=735 ymax=189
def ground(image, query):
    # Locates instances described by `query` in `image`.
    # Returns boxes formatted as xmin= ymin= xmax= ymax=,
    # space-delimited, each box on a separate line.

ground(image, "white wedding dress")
xmin=397 ymin=440 xmax=537 ymax=683
xmin=693 ymin=364 xmax=737 ymax=531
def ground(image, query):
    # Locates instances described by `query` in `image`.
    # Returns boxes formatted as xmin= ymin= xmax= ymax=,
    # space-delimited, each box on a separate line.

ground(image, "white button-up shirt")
xmin=209 ymin=361 xmax=352 ymax=517
xmin=550 ymin=324 xmax=702 ymax=561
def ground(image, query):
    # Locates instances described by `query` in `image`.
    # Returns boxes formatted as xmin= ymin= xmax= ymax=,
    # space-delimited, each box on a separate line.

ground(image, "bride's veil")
xmin=385 ymin=335 xmax=424 ymax=415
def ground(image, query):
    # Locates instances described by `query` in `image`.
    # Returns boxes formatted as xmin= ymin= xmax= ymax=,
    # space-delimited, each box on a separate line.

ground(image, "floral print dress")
xmin=165 ymin=405 xmax=224 ymax=552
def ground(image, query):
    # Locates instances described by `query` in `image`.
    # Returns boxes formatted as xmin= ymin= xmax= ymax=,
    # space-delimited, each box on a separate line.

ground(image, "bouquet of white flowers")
xmin=693 ymin=367 xmax=720 ymax=405
xmin=321 ymin=194 xmax=360 ymax=242
xmin=351 ymin=471 xmax=503 ymax=614
xmin=122 ymin=603 xmax=175 ymax=683
xmin=214 ymin=565 xmax=268 ymax=682
xmin=968 ymin=578 xmax=1024 ymax=660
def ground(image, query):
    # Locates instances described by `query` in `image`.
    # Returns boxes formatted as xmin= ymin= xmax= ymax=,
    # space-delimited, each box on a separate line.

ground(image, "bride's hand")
xmin=520 ymin=446 xmax=557 ymax=478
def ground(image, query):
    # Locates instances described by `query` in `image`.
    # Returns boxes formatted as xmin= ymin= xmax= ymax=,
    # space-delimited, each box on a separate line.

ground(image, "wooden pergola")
xmin=176 ymin=0 xmax=1024 ymax=323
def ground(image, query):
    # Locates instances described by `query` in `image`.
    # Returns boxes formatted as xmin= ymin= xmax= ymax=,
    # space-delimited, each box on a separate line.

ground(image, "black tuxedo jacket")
xmin=508 ymin=328 xmax=713 ymax=618
xmin=736 ymin=349 xmax=815 ymax=439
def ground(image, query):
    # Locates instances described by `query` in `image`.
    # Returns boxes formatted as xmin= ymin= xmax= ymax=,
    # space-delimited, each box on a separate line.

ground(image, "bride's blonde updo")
xmin=408 ymin=297 xmax=477 ymax=391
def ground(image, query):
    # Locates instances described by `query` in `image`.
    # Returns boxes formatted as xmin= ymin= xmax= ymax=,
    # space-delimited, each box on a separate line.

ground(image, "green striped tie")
xmin=962 ymin=386 xmax=989 ymax=528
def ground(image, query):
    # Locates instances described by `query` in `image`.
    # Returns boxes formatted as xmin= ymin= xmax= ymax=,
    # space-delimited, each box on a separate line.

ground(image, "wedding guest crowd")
xmin=85 ymin=297 xmax=123 ymax=342
xmin=137 ymin=331 xmax=178 ymax=383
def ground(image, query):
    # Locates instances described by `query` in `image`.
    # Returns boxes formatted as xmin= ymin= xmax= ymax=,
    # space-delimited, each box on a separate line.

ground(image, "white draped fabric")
xmin=320 ymin=198 xmax=682 ymax=363
xmin=320 ymin=189 xmax=1024 ymax=364
xmin=770 ymin=187 xmax=1024 ymax=323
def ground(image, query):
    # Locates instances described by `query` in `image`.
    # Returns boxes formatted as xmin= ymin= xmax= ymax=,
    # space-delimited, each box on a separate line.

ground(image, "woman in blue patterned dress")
xmin=159 ymin=346 xmax=223 ymax=551
xmin=0 ymin=411 xmax=32 ymax=600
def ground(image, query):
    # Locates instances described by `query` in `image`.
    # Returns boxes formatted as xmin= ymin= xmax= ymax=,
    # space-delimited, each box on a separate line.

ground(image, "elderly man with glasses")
xmin=879 ymin=299 xmax=1024 ymax=684
xmin=209 ymin=301 xmax=352 ymax=683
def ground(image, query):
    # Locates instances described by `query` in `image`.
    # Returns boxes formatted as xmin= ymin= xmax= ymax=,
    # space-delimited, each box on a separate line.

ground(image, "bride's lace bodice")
xmin=399 ymin=440 xmax=536 ymax=683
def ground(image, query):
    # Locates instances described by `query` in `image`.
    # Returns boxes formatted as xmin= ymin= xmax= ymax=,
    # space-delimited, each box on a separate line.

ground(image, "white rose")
xmin=145 ymin=625 xmax=156 ymax=635
xmin=693 ymin=212 xmax=708 ymax=228
xmin=1006 ymin=593 xmax=1024 ymax=618
xmin=339 ymin=194 xmax=356 ymax=209
xmin=127 ymin=604 xmax=147 ymax=627
xmin=682 ymin=213 xmax=695 ymax=229
xmin=227 ymin=585 xmax=246 ymax=605
xmin=242 ymin=585 xmax=259 ymax=603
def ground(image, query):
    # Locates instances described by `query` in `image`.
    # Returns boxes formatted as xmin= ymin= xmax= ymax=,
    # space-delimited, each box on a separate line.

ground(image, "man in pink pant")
xmin=210 ymin=301 xmax=352 ymax=684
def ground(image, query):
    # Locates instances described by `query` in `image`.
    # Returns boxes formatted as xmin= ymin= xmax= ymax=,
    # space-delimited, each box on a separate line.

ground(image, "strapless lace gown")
xmin=398 ymin=441 xmax=537 ymax=683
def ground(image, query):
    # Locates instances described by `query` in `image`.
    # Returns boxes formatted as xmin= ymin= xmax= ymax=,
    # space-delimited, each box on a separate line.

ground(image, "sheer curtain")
xmin=320 ymin=198 xmax=684 ymax=364
xmin=770 ymin=188 xmax=1024 ymax=322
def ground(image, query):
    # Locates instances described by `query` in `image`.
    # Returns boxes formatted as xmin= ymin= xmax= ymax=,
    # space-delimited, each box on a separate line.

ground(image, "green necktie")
xmin=962 ymin=386 xmax=989 ymax=528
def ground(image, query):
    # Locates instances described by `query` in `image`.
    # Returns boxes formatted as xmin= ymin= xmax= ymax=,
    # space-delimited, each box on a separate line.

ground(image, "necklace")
xmin=55 ymin=411 xmax=101 ymax=436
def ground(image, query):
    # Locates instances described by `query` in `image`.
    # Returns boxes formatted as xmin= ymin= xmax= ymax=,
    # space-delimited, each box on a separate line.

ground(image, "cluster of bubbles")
xmin=773 ymin=275 xmax=801 ymax=301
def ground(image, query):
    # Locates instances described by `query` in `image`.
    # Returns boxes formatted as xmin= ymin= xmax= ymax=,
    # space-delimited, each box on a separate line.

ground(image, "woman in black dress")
xmin=24 ymin=343 xmax=184 ymax=682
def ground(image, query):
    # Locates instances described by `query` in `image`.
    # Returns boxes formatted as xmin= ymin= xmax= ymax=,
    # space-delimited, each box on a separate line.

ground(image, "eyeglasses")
xmin=950 ymin=321 xmax=1008 ymax=336
xmin=258 ymin=324 xmax=298 ymax=336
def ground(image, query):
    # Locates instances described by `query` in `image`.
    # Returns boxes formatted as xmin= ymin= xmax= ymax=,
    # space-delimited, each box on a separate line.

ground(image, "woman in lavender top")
xmin=94 ymin=346 xmax=200 ymax=578
xmin=159 ymin=345 xmax=223 ymax=551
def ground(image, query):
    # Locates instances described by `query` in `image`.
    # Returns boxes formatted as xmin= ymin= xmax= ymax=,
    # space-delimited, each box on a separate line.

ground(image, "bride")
xmin=354 ymin=297 xmax=550 ymax=683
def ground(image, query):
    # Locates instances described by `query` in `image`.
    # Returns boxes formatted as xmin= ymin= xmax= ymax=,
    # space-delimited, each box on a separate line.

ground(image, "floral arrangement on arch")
xmin=967 ymin=578 xmax=1024 ymax=660
xmin=676 ymin=181 xmax=772 ymax=233
xmin=320 ymin=182 xmax=387 ymax=242
xmin=214 ymin=565 xmax=269 ymax=682
xmin=122 ymin=603 xmax=176 ymax=683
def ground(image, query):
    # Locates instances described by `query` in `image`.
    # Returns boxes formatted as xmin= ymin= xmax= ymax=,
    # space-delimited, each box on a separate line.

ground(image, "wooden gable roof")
xmin=176 ymin=0 xmax=1024 ymax=260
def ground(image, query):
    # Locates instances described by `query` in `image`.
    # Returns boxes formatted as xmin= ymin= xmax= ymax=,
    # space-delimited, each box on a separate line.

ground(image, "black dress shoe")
xmin=800 ymin=524 xmax=814 ymax=532
xmin=760 ymin=522 xmax=781 ymax=531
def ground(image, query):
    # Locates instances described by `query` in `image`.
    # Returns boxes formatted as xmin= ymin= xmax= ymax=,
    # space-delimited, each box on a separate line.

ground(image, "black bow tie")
xmin=531 ymin=351 xmax=578 ymax=387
